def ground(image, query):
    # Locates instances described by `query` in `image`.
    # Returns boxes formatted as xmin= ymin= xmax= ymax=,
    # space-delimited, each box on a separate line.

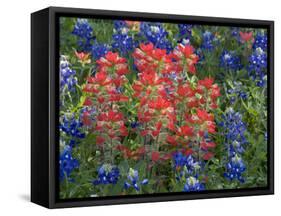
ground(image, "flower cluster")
xmin=248 ymin=46 xmax=267 ymax=87
xmin=82 ymin=51 xmax=130 ymax=161
xmin=60 ymin=113 xmax=85 ymax=146
xmin=60 ymin=56 xmax=77 ymax=93
xmin=172 ymin=152 xmax=204 ymax=191
xmin=59 ymin=113 xmax=85 ymax=181
xmin=226 ymin=81 xmax=248 ymax=104
xmin=172 ymin=43 xmax=200 ymax=74
xmin=91 ymin=42 xmax=110 ymax=60
xmin=124 ymin=168 xmax=148 ymax=191
xmin=59 ymin=145 xmax=79 ymax=181
xmin=72 ymin=19 xmax=94 ymax=52
xmin=83 ymin=51 xmax=130 ymax=106
xmin=224 ymin=154 xmax=246 ymax=182
xmin=111 ymin=20 xmax=138 ymax=56
xmin=219 ymin=50 xmax=242 ymax=71
xmin=231 ymin=27 xmax=240 ymax=41
xmin=201 ymin=31 xmax=215 ymax=51
xmin=172 ymin=81 xmax=220 ymax=161
xmin=116 ymin=145 xmax=145 ymax=160
xmin=131 ymin=42 xmax=220 ymax=164
xmin=230 ymin=30 xmax=267 ymax=87
xmin=253 ymin=33 xmax=267 ymax=51
xmin=173 ymin=152 xmax=199 ymax=170
xmin=132 ymin=43 xmax=176 ymax=161
xmin=178 ymin=24 xmax=193 ymax=39
xmin=183 ymin=176 xmax=205 ymax=192
xmin=92 ymin=164 xmax=120 ymax=185
xmin=239 ymin=31 xmax=254 ymax=44
xmin=231 ymin=29 xmax=254 ymax=46
xmin=221 ymin=108 xmax=247 ymax=154
xmin=140 ymin=22 xmax=172 ymax=52
xmin=75 ymin=51 xmax=91 ymax=66
xmin=220 ymin=108 xmax=247 ymax=182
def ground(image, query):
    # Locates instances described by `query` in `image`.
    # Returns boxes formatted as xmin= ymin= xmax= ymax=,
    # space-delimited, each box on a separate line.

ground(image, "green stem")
xmin=111 ymin=138 xmax=114 ymax=164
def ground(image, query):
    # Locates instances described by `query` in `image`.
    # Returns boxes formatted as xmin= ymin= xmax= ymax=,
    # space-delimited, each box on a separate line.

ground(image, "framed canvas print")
xmin=31 ymin=7 xmax=274 ymax=208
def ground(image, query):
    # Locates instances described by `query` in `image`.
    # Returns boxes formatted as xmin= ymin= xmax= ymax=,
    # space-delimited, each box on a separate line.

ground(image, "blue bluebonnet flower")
xmin=224 ymin=154 xmax=246 ymax=183
xmin=111 ymin=21 xmax=137 ymax=56
xmin=203 ymin=131 xmax=212 ymax=141
xmin=173 ymin=152 xmax=200 ymax=173
xmin=131 ymin=121 xmax=141 ymax=129
xmin=221 ymin=108 xmax=247 ymax=183
xmin=201 ymin=31 xmax=215 ymax=51
xmin=91 ymin=42 xmax=109 ymax=60
xmin=248 ymin=47 xmax=267 ymax=87
xmin=253 ymin=32 xmax=267 ymax=51
xmin=194 ymin=48 xmax=204 ymax=63
xmin=59 ymin=145 xmax=79 ymax=181
xmin=124 ymin=168 xmax=148 ymax=191
xmin=238 ymin=91 xmax=248 ymax=100
xmin=231 ymin=27 xmax=240 ymax=40
xmin=112 ymin=32 xmax=136 ymax=56
xmin=80 ymin=106 xmax=96 ymax=115
xmin=113 ymin=20 xmax=127 ymax=30
xmin=60 ymin=56 xmax=77 ymax=92
xmin=173 ymin=152 xmax=202 ymax=187
xmin=92 ymin=164 xmax=120 ymax=185
xmin=183 ymin=176 xmax=205 ymax=192
xmin=220 ymin=108 xmax=247 ymax=155
xmin=72 ymin=19 xmax=94 ymax=52
xmin=60 ymin=113 xmax=85 ymax=140
xmin=226 ymin=81 xmax=248 ymax=104
xmin=169 ymin=72 xmax=179 ymax=81
xmin=115 ymin=86 xmax=124 ymax=94
xmin=163 ymin=71 xmax=179 ymax=81
xmin=264 ymin=132 xmax=268 ymax=141
xmin=178 ymin=24 xmax=192 ymax=39
xmin=219 ymin=50 xmax=242 ymax=71
xmin=140 ymin=22 xmax=172 ymax=52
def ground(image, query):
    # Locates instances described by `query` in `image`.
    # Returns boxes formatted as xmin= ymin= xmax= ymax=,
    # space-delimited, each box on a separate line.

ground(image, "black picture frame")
xmin=31 ymin=6 xmax=274 ymax=209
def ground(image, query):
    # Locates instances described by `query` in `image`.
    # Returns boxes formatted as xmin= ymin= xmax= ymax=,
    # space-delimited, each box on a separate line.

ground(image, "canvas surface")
xmin=58 ymin=17 xmax=268 ymax=199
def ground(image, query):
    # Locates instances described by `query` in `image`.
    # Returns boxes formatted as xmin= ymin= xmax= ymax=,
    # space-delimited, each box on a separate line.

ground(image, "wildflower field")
xmin=59 ymin=17 xmax=268 ymax=199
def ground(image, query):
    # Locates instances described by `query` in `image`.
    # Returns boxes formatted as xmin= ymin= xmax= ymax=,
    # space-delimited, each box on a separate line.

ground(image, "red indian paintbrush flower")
xmin=210 ymin=84 xmax=221 ymax=99
xmin=202 ymin=152 xmax=214 ymax=160
xmin=151 ymin=151 xmax=160 ymax=162
xmin=128 ymin=43 xmax=220 ymax=164
xmin=151 ymin=121 xmax=162 ymax=137
xmin=97 ymin=51 xmax=129 ymax=76
xmin=177 ymin=83 xmax=195 ymax=97
xmin=172 ymin=44 xmax=199 ymax=74
xmin=198 ymin=77 xmax=214 ymax=89
xmin=81 ymin=111 xmax=92 ymax=126
xmin=97 ymin=109 xmax=124 ymax=122
xmin=96 ymin=136 xmax=105 ymax=145
xmin=87 ymin=71 xmax=111 ymax=86
xmin=132 ymin=70 xmax=166 ymax=99
xmin=239 ymin=31 xmax=253 ymax=43
xmin=75 ymin=51 xmax=91 ymax=65
xmin=83 ymin=97 xmax=93 ymax=106
xmin=83 ymin=51 xmax=130 ymax=104
xmin=133 ymin=42 xmax=174 ymax=74
xmin=200 ymin=141 xmax=216 ymax=150
xmin=177 ymin=125 xmax=193 ymax=137
xmin=148 ymin=97 xmax=171 ymax=110
xmin=195 ymin=109 xmax=216 ymax=134
xmin=116 ymin=145 xmax=145 ymax=160
xmin=166 ymin=135 xmax=177 ymax=146
xmin=125 ymin=20 xmax=140 ymax=30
